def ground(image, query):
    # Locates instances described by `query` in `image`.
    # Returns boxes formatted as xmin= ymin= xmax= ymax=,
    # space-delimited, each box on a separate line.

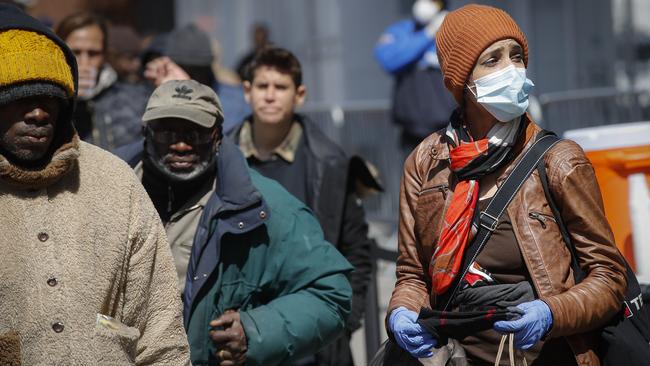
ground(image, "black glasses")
xmin=146 ymin=126 xmax=215 ymax=145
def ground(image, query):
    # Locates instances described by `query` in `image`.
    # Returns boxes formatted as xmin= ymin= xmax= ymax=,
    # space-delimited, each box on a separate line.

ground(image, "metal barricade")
xmin=301 ymin=100 xmax=402 ymax=223
xmin=301 ymin=88 xmax=650 ymax=221
xmin=301 ymin=101 xmax=400 ymax=361
xmin=539 ymin=87 xmax=650 ymax=136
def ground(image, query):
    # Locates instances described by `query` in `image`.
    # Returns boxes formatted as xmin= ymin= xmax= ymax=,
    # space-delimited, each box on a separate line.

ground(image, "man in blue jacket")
xmin=118 ymin=79 xmax=352 ymax=366
xmin=374 ymin=0 xmax=456 ymax=156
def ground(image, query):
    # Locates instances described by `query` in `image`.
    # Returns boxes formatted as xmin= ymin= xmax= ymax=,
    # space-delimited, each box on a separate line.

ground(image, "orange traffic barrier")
xmin=565 ymin=122 xmax=650 ymax=281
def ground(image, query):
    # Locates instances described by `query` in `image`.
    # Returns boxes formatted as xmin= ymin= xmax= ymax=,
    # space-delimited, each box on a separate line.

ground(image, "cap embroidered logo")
xmin=172 ymin=85 xmax=193 ymax=100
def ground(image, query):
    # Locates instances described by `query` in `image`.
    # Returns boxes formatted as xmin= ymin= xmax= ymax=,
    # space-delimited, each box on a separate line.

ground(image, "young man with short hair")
xmin=230 ymin=47 xmax=374 ymax=366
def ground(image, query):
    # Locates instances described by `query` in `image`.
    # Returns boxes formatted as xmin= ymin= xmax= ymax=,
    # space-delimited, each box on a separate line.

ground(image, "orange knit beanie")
xmin=436 ymin=4 xmax=528 ymax=104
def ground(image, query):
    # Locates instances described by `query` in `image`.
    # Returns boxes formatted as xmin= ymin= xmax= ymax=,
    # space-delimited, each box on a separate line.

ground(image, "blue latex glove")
xmin=389 ymin=306 xmax=437 ymax=358
xmin=493 ymin=300 xmax=553 ymax=350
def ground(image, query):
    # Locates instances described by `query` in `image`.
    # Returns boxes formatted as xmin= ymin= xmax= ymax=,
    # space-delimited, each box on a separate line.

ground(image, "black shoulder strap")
xmin=439 ymin=132 xmax=562 ymax=310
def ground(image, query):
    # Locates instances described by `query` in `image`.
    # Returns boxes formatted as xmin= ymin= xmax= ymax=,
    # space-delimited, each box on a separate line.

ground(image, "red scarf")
xmin=430 ymin=141 xmax=485 ymax=294
xmin=430 ymin=118 xmax=522 ymax=295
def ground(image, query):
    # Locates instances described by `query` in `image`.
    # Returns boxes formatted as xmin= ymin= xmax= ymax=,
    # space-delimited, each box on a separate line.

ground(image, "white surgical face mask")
xmin=470 ymin=65 xmax=535 ymax=122
xmin=412 ymin=0 xmax=440 ymax=25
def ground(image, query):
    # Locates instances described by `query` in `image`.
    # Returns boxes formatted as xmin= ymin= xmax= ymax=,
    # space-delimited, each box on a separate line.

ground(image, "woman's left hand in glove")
xmin=493 ymin=299 xmax=553 ymax=349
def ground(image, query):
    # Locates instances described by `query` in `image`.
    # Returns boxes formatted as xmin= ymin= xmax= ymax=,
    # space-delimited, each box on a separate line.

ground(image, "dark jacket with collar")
xmin=118 ymin=138 xmax=353 ymax=366
xmin=75 ymin=71 xmax=151 ymax=152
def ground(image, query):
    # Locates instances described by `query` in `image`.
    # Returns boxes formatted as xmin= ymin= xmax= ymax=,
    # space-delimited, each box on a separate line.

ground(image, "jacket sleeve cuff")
xmin=239 ymin=309 xmax=286 ymax=366
xmin=385 ymin=290 xmax=428 ymax=340
xmin=540 ymin=299 xmax=555 ymax=340
xmin=542 ymin=296 xmax=566 ymax=338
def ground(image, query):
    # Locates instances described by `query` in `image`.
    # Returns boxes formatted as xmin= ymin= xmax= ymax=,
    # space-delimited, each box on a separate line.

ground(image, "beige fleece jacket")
xmin=0 ymin=141 xmax=191 ymax=365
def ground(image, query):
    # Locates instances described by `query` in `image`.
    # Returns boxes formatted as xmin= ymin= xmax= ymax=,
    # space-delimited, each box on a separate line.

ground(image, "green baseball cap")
xmin=142 ymin=79 xmax=224 ymax=128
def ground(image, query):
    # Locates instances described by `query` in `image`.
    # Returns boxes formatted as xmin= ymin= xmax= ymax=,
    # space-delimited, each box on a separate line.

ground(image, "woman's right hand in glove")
xmin=389 ymin=306 xmax=437 ymax=358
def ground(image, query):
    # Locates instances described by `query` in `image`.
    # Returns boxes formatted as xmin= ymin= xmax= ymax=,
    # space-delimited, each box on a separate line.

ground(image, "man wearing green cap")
xmin=118 ymin=79 xmax=353 ymax=366
xmin=0 ymin=4 xmax=190 ymax=365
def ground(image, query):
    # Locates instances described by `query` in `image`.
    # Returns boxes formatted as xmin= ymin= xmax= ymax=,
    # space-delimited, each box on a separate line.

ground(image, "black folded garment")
xmin=417 ymin=307 xmax=524 ymax=344
xmin=417 ymin=282 xmax=535 ymax=344
xmin=453 ymin=282 xmax=535 ymax=310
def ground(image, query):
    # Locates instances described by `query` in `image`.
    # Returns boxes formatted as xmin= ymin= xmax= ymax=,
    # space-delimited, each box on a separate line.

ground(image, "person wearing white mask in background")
xmin=374 ymin=0 xmax=457 ymax=161
xmin=386 ymin=4 xmax=627 ymax=366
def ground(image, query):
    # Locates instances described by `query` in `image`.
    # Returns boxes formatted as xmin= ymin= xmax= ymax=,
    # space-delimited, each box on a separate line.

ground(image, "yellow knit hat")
xmin=0 ymin=29 xmax=74 ymax=97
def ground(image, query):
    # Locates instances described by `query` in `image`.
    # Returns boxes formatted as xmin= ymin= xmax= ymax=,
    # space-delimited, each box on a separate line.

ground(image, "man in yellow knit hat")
xmin=0 ymin=5 xmax=191 ymax=365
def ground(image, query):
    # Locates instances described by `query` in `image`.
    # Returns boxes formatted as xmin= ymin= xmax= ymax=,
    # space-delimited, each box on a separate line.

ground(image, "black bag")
xmin=536 ymin=132 xmax=650 ymax=365
xmin=368 ymin=339 xmax=423 ymax=366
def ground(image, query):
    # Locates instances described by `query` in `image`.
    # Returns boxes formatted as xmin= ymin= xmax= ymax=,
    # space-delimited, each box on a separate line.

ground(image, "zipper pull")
xmin=528 ymin=212 xmax=547 ymax=229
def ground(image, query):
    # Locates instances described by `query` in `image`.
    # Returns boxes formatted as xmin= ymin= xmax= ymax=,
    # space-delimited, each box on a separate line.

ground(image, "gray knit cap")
xmin=166 ymin=24 xmax=213 ymax=66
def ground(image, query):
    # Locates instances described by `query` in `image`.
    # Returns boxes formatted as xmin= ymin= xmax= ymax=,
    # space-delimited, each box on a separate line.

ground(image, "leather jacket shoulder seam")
xmin=544 ymin=141 xmax=589 ymax=187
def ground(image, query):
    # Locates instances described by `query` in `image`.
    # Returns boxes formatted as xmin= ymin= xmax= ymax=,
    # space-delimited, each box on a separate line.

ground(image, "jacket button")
xmin=38 ymin=232 xmax=49 ymax=242
xmin=259 ymin=211 xmax=266 ymax=219
xmin=238 ymin=222 xmax=244 ymax=229
xmin=52 ymin=322 xmax=64 ymax=333
xmin=47 ymin=277 xmax=58 ymax=287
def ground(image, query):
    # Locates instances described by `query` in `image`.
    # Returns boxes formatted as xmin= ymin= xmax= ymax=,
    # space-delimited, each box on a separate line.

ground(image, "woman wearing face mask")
xmin=386 ymin=4 xmax=627 ymax=365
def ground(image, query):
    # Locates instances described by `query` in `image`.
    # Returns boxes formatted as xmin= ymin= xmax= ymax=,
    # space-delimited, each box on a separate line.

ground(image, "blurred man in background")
xmin=230 ymin=46 xmax=374 ymax=366
xmin=107 ymin=24 xmax=145 ymax=84
xmin=56 ymin=12 xmax=149 ymax=151
xmin=374 ymin=0 xmax=456 ymax=158
xmin=144 ymin=24 xmax=250 ymax=134
xmin=118 ymin=79 xmax=353 ymax=366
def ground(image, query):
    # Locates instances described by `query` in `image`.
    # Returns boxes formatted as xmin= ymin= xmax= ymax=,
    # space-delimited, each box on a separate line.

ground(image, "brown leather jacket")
xmin=388 ymin=119 xmax=627 ymax=365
